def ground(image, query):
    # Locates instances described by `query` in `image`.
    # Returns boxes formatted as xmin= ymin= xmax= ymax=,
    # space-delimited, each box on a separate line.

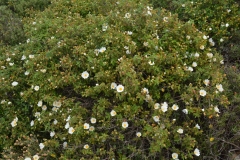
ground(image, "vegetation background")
xmin=0 ymin=0 xmax=240 ymax=159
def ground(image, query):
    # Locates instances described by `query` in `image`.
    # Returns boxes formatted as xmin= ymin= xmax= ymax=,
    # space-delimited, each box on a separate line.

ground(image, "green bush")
xmin=5 ymin=0 xmax=51 ymax=17
xmin=149 ymin=1 xmax=240 ymax=158
xmin=220 ymin=30 xmax=240 ymax=63
xmin=0 ymin=6 xmax=25 ymax=45
xmin=151 ymin=0 xmax=240 ymax=47
xmin=204 ymin=65 xmax=240 ymax=159
xmin=0 ymin=0 xmax=231 ymax=159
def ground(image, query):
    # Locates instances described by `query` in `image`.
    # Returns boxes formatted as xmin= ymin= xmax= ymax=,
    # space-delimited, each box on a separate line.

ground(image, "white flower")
xmin=95 ymin=49 xmax=99 ymax=56
xmin=210 ymin=41 xmax=215 ymax=46
xmin=199 ymin=89 xmax=207 ymax=97
xmin=153 ymin=116 xmax=160 ymax=122
xmin=126 ymin=50 xmax=131 ymax=54
xmin=186 ymin=35 xmax=190 ymax=39
xmin=33 ymin=155 xmax=40 ymax=160
xmin=9 ymin=62 xmax=14 ymax=66
xmin=172 ymin=153 xmax=178 ymax=159
xmin=203 ymin=35 xmax=208 ymax=40
xmin=203 ymin=79 xmax=210 ymax=86
xmin=192 ymin=62 xmax=197 ymax=67
xmin=6 ymin=57 xmax=11 ymax=61
xmin=145 ymin=94 xmax=152 ymax=102
xmin=163 ymin=17 xmax=168 ymax=22
xmin=53 ymin=101 xmax=62 ymax=108
xmin=65 ymin=122 xmax=70 ymax=129
xmin=37 ymin=100 xmax=43 ymax=107
xmin=63 ymin=142 xmax=67 ymax=149
xmin=194 ymin=148 xmax=200 ymax=156
xmin=154 ymin=103 xmax=160 ymax=110
xmin=209 ymin=38 xmax=213 ymax=43
xmin=27 ymin=39 xmax=30 ymax=43
xmin=118 ymin=57 xmax=123 ymax=62
xmin=102 ymin=24 xmax=108 ymax=31
xmin=148 ymin=61 xmax=155 ymax=65
xmin=216 ymin=84 xmax=224 ymax=92
xmin=195 ymin=124 xmax=200 ymax=129
xmin=147 ymin=10 xmax=152 ymax=16
xmin=30 ymin=120 xmax=34 ymax=126
xmin=142 ymin=88 xmax=149 ymax=94
xmin=177 ymin=128 xmax=183 ymax=134
xmin=172 ymin=104 xmax=179 ymax=111
xmin=53 ymin=119 xmax=58 ymax=125
xmin=227 ymin=9 xmax=231 ymax=13
xmin=147 ymin=6 xmax=153 ymax=11
xmin=81 ymin=71 xmax=89 ymax=79
xmin=226 ymin=23 xmax=229 ymax=27
xmin=194 ymin=53 xmax=199 ymax=58
xmin=220 ymin=60 xmax=224 ymax=64
xmin=13 ymin=117 xmax=18 ymax=122
xmin=99 ymin=47 xmax=106 ymax=53
xmin=122 ymin=121 xmax=129 ymax=128
xmin=50 ymin=131 xmax=55 ymax=137
xmin=90 ymin=117 xmax=97 ymax=124
xmin=182 ymin=109 xmax=188 ymax=114
xmin=40 ymin=69 xmax=46 ymax=73
xmin=34 ymin=86 xmax=40 ymax=91
xmin=29 ymin=55 xmax=34 ymax=59
xmin=182 ymin=4 xmax=185 ymax=7
xmin=111 ymin=82 xmax=117 ymax=89
xmin=21 ymin=55 xmax=26 ymax=60
xmin=214 ymin=106 xmax=220 ymax=113
xmin=25 ymin=71 xmax=30 ymax=75
xmin=110 ymin=110 xmax=117 ymax=116
xmin=24 ymin=157 xmax=31 ymax=160
xmin=127 ymin=31 xmax=133 ymax=35
xmin=12 ymin=81 xmax=18 ymax=86
xmin=89 ymin=126 xmax=95 ymax=131
xmin=1 ymin=100 xmax=6 ymax=104
xmin=136 ymin=132 xmax=142 ymax=137
xmin=143 ymin=42 xmax=149 ymax=46
xmin=84 ymin=144 xmax=89 ymax=149
xmin=68 ymin=127 xmax=75 ymax=134
xmin=187 ymin=66 xmax=193 ymax=72
xmin=207 ymin=53 xmax=213 ymax=58
xmin=124 ymin=13 xmax=131 ymax=18
xmin=66 ymin=115 xmax=71 ymax=122
xmin=116 ymin=85 xmax=124 ymax=92
xmin=42 ymin=105 xmax=47 ymax=111
xmin=84 ymin=123 xmax=90 ymax=129
xmin=220 ymin=38 xmax=224 ymax=42
xmin=11 ymin=118 xmax=18 ymax=127
xmin=161 ymin=102 xmax=168 ymax=112
xmin=39 ymin=143 xmax=45 ymax=150
xmin=32 ymin=22 xmax=36 ymax=25
xmin=52 ymin=106 xmax=58 ymax=112
xmin=34 ymin=112 xmax=40 ymax=118
xmin=200 ymin=45 xmax=205 ymax=50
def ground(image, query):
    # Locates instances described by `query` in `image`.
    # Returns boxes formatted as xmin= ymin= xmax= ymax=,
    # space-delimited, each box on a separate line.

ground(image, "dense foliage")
xmin=0 ymin=6 xmax=25 ymax=45
xmin=0 ymin=0 xmax=239 ymax=159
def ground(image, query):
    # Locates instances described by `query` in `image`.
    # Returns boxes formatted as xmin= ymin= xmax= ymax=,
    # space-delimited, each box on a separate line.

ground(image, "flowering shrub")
xmin=151 ymin=0 xmax=240 ymax=47
xmin=0 ymin=0 xmax=230 ymax=159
